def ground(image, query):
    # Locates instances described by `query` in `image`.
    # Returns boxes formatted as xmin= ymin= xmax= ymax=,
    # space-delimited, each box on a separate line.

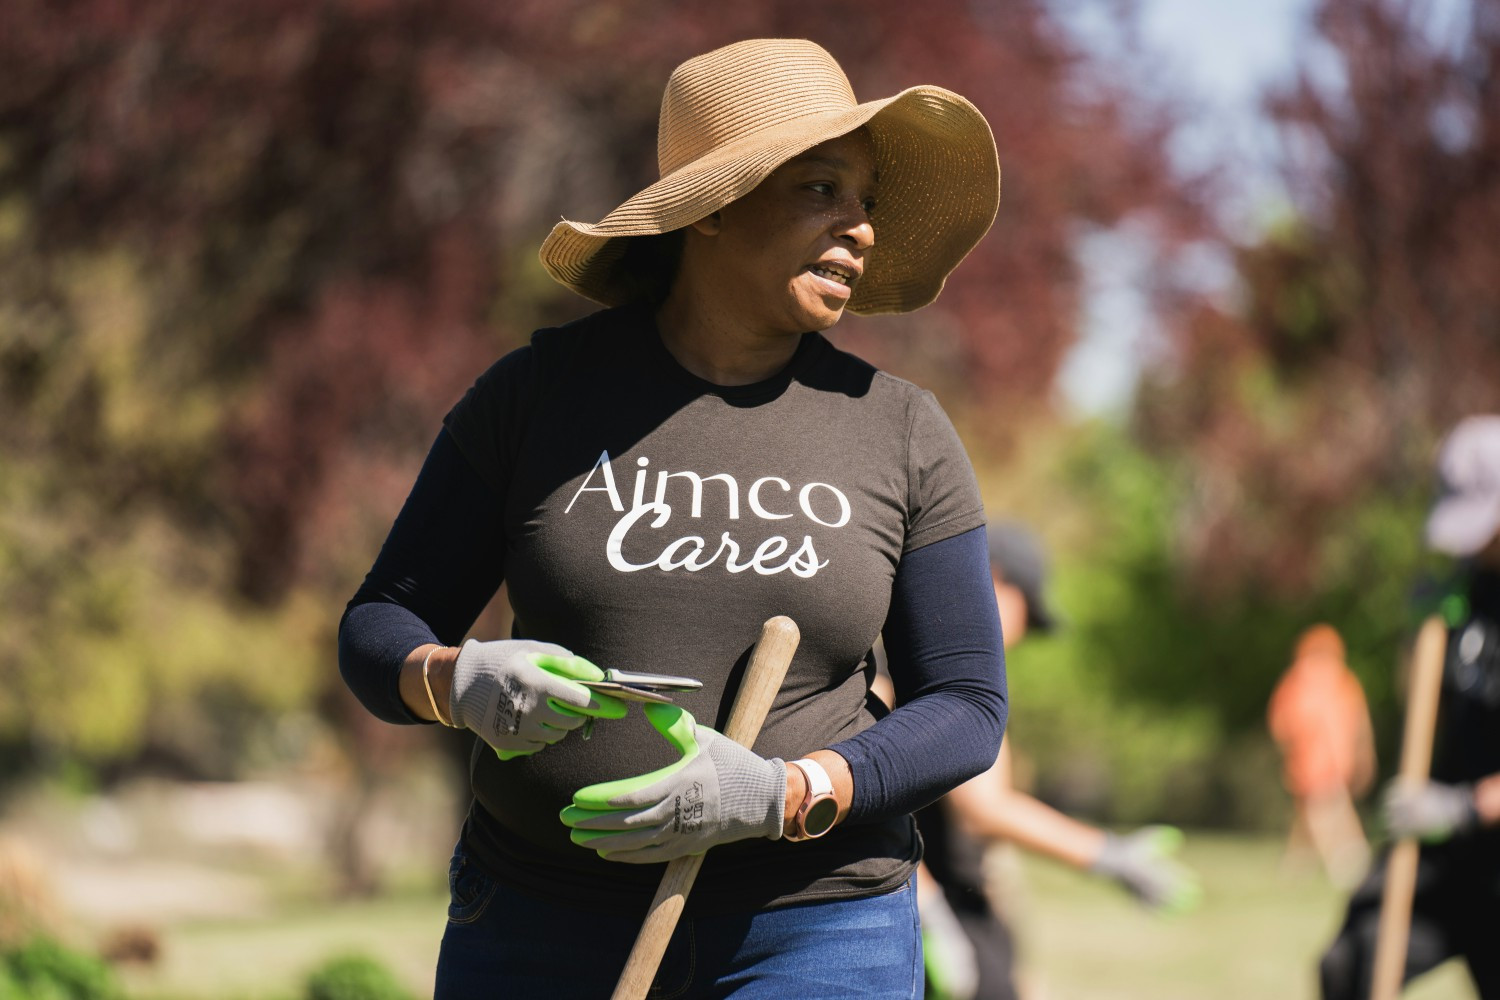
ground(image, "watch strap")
xmin=788 ymin=758 xmax=837 ymax=841
xmin=791 ymin=758 xmax=834 ymax=797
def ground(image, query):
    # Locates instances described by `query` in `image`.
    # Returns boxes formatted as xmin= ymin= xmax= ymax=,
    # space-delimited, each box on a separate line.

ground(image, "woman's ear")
xmin=690 ymin=211 xmax=723 ymax=236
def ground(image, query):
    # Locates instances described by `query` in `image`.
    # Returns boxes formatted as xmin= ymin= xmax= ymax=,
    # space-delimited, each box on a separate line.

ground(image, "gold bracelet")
xmin=422 ymin=646 xmax=456 ymax=727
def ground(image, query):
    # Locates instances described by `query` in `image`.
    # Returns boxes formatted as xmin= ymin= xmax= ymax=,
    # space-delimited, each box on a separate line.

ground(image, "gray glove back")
xmin=1090 ymin=825 xmax=1201 ymax=914
xmin=449 ymin=638 xmax=623 ymax=760
xmin=560 ymin=703 xmax=786 ymax=864
xmin=1382 ymin=780 xmax=1479 ymax=842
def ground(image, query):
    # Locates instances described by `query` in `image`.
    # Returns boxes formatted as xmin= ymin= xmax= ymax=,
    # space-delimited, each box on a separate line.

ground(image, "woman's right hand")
xmin=449 ymin=639 xmax=627 ymax=760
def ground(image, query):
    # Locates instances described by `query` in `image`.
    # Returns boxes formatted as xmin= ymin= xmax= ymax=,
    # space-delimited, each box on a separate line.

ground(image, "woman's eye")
xmin=862 ymin=198 xmax=877 ymax=215
xmin=808 ymin=182 xmax=834 ymax=196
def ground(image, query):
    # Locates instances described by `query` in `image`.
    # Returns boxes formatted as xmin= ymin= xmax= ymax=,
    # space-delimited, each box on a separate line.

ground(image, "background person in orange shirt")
xmin=1267 ymin=624 xmax=1376 ymax=888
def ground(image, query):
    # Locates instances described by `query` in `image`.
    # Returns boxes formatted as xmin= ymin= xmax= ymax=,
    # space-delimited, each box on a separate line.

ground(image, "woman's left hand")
xmin=559 ymin=703 xmax=787 ymax=863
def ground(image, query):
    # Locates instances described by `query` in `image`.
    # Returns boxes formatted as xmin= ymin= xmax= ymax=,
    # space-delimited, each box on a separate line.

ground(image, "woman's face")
xmin=695 ymin=130 xmax=877 ymax=336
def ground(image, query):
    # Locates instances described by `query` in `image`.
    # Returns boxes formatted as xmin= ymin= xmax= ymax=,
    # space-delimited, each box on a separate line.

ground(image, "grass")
xmin=1010 ymin=832 xmax=1476 ymax=1000
xmin=114 ymin=833 xmax=1478 ymax=1000
xmin=116 ymin=891 xmax=445 ymax=1000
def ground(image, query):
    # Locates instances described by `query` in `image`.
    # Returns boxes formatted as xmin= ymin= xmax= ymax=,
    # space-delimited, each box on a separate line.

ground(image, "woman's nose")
xmin=836 ymin=209 xmax=875 ymax=250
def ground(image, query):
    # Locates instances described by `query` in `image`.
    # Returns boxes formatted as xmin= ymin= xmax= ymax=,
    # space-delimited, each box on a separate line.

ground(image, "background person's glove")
xmin=449 ymin=639 xmax=626 ymax=761
xmin=1382 ymin=779 xmax=1479 ymax=843
xmin=1090 ymin=825 xmax=1202 ymax=914
xmin=919 ymin=882 xmax=979 ymax=1000
xmin=559 ymin=703 xmax=786 ymax=864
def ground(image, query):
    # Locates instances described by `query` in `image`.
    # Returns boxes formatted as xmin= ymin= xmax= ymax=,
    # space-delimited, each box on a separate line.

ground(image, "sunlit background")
xmin=1 ymin=0 xmax=1494 ymax=997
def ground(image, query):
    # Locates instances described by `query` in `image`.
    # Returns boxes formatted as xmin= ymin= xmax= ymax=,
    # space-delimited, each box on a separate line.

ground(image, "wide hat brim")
xmin=540 ymin=86 xmax=1000 ymax=315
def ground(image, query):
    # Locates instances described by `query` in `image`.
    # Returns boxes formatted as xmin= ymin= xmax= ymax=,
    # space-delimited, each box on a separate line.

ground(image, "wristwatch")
xmin=786 ymin=758 xmax=838 ymax=841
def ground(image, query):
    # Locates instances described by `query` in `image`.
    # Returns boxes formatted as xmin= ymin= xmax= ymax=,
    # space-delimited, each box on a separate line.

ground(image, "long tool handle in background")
xmin=610 ymin=615 xmax=801 ymax=1000
xmin=1369 ymin=615 xmax=1448 ymax=1000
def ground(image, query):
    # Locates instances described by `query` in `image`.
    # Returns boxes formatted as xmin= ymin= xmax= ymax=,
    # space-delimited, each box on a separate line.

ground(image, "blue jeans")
xmin=434 ymin=845 xmax=923 ymax=998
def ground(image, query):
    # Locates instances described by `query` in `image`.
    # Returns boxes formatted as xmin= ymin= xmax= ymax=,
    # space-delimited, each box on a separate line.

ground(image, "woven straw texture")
xmin=539 ymin=38 xmax=1001 ymax=315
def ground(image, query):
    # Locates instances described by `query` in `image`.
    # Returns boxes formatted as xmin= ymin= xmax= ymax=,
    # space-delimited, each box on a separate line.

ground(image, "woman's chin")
xmin=793 ymin=295 xmax=848 ymax=332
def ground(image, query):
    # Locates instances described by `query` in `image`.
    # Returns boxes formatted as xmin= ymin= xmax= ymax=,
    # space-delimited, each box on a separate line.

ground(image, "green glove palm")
xmin=448 ymin=639 xmax=626 ymax=761
xmin=1091 ymin=825 xmax=1202 ymax=915
xmin=559 ymin=703 xmax=786 ymax=864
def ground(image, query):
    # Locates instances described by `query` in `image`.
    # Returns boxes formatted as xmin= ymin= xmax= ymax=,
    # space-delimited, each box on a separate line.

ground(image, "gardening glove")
xmin=919 ymin=884 xmax=979 ymax=1000
xmin=559 ymin=703 xmax=786 ymax=864
xmin=1090 ymin=825 xmax=1202 ymax=914
xmin=449 ymin=639 xmax=626 ymax=761
xmin=1382 ymin=780 xmax=1479 ymax=843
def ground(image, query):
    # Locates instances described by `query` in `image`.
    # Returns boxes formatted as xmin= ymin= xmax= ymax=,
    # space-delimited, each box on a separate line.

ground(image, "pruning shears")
xmin=577 ymin=669 xmax=702 ymax=739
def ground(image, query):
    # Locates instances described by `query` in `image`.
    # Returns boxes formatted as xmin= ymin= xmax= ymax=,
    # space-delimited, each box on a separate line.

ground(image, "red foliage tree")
xmin=1136 ymin=0 xmax=1500 ymax=595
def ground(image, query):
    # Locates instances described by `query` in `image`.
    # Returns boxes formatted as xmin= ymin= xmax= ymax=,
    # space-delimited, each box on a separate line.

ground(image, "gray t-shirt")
xmin=444 ymin=305 xmax=985 ymax=912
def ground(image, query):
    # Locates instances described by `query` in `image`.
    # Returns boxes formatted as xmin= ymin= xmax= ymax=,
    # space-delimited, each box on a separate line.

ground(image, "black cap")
xmin=987 ymin=520 xmax=1057 ymax=633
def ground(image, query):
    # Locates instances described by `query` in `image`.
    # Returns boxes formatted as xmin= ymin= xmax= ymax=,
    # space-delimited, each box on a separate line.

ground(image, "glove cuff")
xmin=449 ymin=638 xmax=492 ymax=731
xmin=703 ymin=737 xmax=786 ymax=841
xmin=1458 ymin=783 xmax=1482 ymax=834
xmin=764 ymin=758 xmax=788 ymax=841
xmin=1089 ymin=832 xmax=1123 ymax=878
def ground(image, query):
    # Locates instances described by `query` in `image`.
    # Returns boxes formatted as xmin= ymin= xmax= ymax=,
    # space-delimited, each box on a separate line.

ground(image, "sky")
xmin=1140 ymin=0 xmax=1317 ymax=203
xmin=1055 ymin=0 xmax=1316 ymax=416
xmin=1138 ymin=0 xmax=1312 ymax=117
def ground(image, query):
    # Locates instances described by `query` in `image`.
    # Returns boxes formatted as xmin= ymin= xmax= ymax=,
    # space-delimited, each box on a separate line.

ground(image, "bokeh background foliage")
xmin=2 ymin=0 xmax=1499 ymax=831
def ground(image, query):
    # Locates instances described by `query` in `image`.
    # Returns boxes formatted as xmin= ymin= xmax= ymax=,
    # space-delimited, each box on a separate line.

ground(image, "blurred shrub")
xmin=304 ymin=954 xmax=414 ymax=1000
xmin=0 ymin=937 xmax=120 ymax=1000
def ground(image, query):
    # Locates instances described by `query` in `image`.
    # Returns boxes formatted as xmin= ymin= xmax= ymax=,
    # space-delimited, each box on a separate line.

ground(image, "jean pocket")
xmin=446 ymin=847 xmax=500 ymax=925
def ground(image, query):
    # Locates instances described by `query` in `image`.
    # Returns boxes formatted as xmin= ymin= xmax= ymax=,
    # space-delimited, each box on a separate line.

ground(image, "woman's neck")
xmin=654 ymin=288 xmax=801 ymax=386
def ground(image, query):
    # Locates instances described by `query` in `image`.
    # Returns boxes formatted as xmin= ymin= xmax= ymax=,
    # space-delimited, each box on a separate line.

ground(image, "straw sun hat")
xmin=539 ymin=38 xmax=1001 ymax=315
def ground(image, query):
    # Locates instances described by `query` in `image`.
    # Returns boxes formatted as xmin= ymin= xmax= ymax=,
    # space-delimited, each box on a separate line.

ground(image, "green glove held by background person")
xmin=448 ymin=639 xmax=626 ymax=761
xmin=1090 ymin=825 xmax=1202 ymax=915
xmin=1382 ymin=779 xmax=1480 ymax=843
xmin=560 ymin=703 xmax=786 ymax=864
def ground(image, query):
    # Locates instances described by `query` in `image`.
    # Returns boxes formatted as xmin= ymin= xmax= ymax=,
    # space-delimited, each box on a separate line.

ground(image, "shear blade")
xmin=581 ymin=681 xmax=677 ymax=704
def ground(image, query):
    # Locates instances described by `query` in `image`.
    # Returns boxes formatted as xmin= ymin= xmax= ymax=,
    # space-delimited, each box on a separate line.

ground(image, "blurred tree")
xmin=1137 ymin=0 xmax=1500 ymax=597
xmin=1008 ymin=421 xmax=1424 ymax=827
xmin=0 ymin=0 xmax=1203 ymax=777
xmin=1028 ymin=0 xmax=1500 ymax=821
xmin=808 ymin=0 xmax=1213 ymax=425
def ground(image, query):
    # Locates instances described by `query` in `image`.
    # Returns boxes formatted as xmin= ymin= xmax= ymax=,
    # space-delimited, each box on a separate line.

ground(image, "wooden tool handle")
xmin=1370 ymin=615 xmax=1448 ymax=1000
xmin=610 ymin=615 xmax=801 ymax=1000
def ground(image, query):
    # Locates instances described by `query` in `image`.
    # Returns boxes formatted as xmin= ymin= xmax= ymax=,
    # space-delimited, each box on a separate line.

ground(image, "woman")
xmin=340 ymin=38 xmax=1007 ymax=998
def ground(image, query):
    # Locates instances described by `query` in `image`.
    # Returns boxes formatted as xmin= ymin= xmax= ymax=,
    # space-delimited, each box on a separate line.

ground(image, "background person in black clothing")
xmin=877 ymin=521 xmax=1200 ymax=1000
xmin=1320 ymin=414 xmax=1500 ymax=1000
